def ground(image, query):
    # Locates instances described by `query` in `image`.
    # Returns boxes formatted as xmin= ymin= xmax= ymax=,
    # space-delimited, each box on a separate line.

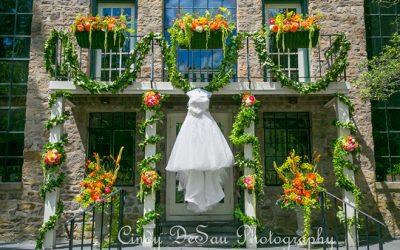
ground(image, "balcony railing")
xmin=50 ymin=33 xmax=347 ymax=85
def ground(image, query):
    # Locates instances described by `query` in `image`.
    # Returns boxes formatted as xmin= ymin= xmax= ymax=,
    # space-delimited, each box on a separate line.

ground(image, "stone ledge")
xmin=0 ymin=182 xmax=22 ymax=191
xmin=376 ymin=182 xmax=400 ymax=191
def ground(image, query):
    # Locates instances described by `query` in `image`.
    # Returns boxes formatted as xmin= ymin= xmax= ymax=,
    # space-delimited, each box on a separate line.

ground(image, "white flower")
xmin=195 ymin=25 xmax=203 ymax=32
xmin=269 ymin=25 xmax=274 ymax=30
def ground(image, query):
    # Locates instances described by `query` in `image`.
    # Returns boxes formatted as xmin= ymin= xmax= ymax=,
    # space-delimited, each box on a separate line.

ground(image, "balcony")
xmin=48 ymin=33 xmax=350 ymax=95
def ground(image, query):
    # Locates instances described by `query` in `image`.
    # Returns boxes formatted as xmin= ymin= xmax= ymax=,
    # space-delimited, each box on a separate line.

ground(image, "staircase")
xmin=158 ymin=220 xmax=241 ymax=247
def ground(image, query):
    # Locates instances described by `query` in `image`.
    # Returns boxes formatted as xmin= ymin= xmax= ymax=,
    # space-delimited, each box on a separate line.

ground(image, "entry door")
xmin=166 ymin=113 xmax=234 ymax=221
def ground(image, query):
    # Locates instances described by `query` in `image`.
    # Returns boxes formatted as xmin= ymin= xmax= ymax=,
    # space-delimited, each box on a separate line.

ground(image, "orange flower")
xmin=293 ymin=177 xmax=303 ymax=187
xmin=306 ymin=173 xmax=316 ymax=181
xmin=94 ymin=181 xmax=104 ymax=188
xmin=303 ymin=190 xmax=311 ymax=198
xmin=209 ymin=21 xmax=220 ymax=31
xmin=108 ymin=23 xmax=114 ymax=31
xmin=270 ymin=25 xmax=279 ymax=33
xmin=77 ymin=24 xmax=85 ymax=31
xmin=289 ymin=22 xmax=299 ymax=32
xmin=283 ymin=24 xmax=290 ymax=32
xmin=179 ymin=21 xmax=185 ymax=30
xmin=220 ymin=20 xmax=228 ymax=29
xmin=88 ymin=172 xmax=96 ymax=177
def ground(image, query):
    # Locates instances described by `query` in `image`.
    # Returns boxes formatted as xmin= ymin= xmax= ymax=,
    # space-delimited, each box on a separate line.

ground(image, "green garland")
xmin=137 ymin=154 xmax=162 ymax=172
xmin=39 ymin=172 xmax=65 ymax=198
xmin=138 ymin=135 xmax=164 ymax=151
xmin=333 ymin=120 xmax=356 ymax=135
xmin=139 ymin=113 xmax=164 ymax=135
xmin=234 ymin=207 xmax=263 ymax=232
xmin=35 ymin=201 xmax=64 ymax=249
xmin=136 ymin=210 xmax=161 ymax=236
xmin=303 ymin=206 xmax=312 ymax=244
xmin=44 ymin=111 xmax=71 ymax=130
xmin=332 ymin=136 xmax=362 ymax=207
xmin=334 ymin=93 xmax=354 ymax=117
xmin=251 ymin=30 xmax=350 ymax=94
xmin=48 ymin=91 xmax=71 ymax=110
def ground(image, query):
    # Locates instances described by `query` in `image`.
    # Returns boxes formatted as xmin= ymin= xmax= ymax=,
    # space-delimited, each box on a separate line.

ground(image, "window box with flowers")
xmin=168 ymin=7 xmax=235 ymax=50
xmin=269 ymin=11 xmax=321 ymax=49
xmin=70 ymin=14 xmax=133 ymax=50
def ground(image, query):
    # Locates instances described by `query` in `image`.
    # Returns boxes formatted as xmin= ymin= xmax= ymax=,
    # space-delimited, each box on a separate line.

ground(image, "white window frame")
xmin=265 ymin=3 xmax=307 ymax=82
xmin=96 ymin=3 xmax=135 ymax=81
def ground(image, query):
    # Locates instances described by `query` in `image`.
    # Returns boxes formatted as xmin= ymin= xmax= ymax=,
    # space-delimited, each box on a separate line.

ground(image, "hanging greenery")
xmin=334 ymin=92 xmax=354 ymax=117
xmin=251 ymin=30 xmax=350 ymax=94
xmin=44 ymin=111 xmax=71 ymax=130
xmin=48 ymin=91 xmax=71 ymax=110
xmin=333 ymin=120 xmax=356 ymax=135
xmin=35 ymin=201 xmax=64 ymax=249
xmin=332 ymin=135 xmax=362 ymax=207
xmin=136 ymin=210 xmax=161 ymax=236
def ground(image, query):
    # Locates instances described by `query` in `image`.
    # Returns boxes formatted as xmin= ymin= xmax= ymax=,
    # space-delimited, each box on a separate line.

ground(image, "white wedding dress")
xmin=166 ymin=88 xmax=234 ymax=213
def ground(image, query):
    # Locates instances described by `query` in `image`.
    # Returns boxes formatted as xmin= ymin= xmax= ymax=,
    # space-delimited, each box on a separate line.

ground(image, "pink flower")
xmin=104 ymin=187 xmax=111 ymax=193
xmin=244 ymin=175 xmax=255 ymax=190
xmin=269 ymin=18 xmax=275 ymax=25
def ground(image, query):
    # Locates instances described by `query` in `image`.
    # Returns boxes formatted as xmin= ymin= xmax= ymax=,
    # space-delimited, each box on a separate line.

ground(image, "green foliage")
xmin=139 ymin=112 xmax=164 ymax=135
xmin=333 ymin=120 xmax=356 ymax=135
xmin=332 ymin=136 xmax=362 ymax=207
xmin=138 ymin=135 xmax=164 ymax=151
xmin=48 ymin=91 xmax=71 ymax=110
xmin=234 ymin=208 xmax=264 ymax=233
xmin=354 ymin=33 xmax=400 ymax=101
xmin=39 ymin=173 xmax=65 ymax=198
xmin=44 ymin=111 xmax=71 ymax=130
xmin=137 ymin=154 xmax=162 ymax=173
xmin=136 ymin=210 xmax=161 ymax=236
xmin=35 ymin=201 xmax=64 ymax=249
xmin=252 ymin=30 xmax=350 ymax=94
xmin=334 ymin=93 xmax=354 ymax=117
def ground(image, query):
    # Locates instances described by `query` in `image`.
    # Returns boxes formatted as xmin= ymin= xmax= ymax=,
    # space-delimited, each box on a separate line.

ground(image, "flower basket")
xmin=271 ymin=29 xmax=320 ymax=49
xmin=75 ymin=30 xmax=126 ymax=50
xmin=179 ymin=31 xmax=223 ymax=50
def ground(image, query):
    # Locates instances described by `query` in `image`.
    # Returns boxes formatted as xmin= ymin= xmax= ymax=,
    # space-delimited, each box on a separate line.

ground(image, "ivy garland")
xmin=39 ymin=172 xmax=65 ymax=198
xmin=44 ymin=111 xmax=71 ymax=130
xmin=333 ymin=120 xmax=356 ymax=135
xmin=251 ymin=30 xmax=350 ymax=94
xmin=48 ymin=91 xmax=71 ymax=110
xmin=334 ymin=93 xmax=354 ymax=117
xmin=136 ymin=210 xmax=161 ymax=236
xmin=35 ymin=201 xmax=64 ymax=249
xmin=136 ymin=91 xmax=166 ymax=232
xmin=234 ymin=207 xmax=263 ymax=232
xmin=332 ymin=136 xmax=362 ymax=207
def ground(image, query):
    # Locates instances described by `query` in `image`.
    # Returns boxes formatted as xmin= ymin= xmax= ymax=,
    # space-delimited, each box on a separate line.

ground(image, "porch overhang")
xmin=49 ymin=81 xmax=350 ymax=95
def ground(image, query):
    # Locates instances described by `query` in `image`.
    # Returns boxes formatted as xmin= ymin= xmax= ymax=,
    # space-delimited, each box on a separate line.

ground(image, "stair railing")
xmin=64 ymin=189 xmax=126 ymax=250
xmin=319 ymin=190 xmax=386 ymax=250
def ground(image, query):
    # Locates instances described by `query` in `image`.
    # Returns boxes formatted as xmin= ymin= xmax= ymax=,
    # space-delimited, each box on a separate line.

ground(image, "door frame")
xmin=165 ymin=112 xmax=234 ymax=221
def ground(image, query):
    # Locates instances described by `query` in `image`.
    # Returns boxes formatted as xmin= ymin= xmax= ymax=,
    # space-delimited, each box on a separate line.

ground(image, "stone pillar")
xmin=244 ymin=123 xmax=257 ymax=248
xmin=142 ymin=110 xmax=156 ymax=247
xmin=43 ymin=97 xmax=64 ymax=249
xmin=335 ymin=98 xmax=357 ymax=247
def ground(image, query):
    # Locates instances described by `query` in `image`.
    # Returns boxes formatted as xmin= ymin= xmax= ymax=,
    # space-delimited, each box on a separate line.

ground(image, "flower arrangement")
xmin=70 ymin=14 xmax=133 ymax=50
xmin=341 ymin=135 xmax=360 ymax=153
xmin=143 ymin=91 xmax=163 ymax=109
xmin=138 ymin=169 xmax=161 ymax=201
xmin=75 ymin=147 xmax=124 ymax=208
xmin=274 ymin=150 xmax=325 ymax=243
xmin=168 ymin=7 xmax=235 ymax=50
xmin=44 ymin=149 xmax=62 ymax=167
xmin=239 ymin=174 xmax=256 ymax=191
xmin=269 ymin=11 xmax=322 ymax=49
xmin=242 ymin=91 xmax=257 ymax=107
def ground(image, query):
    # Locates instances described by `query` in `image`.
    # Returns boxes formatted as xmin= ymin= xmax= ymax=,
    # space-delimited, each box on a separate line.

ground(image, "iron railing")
xmin=51 ymin=33 xmax=347 ymax=84
xmin=318 ymin=191 xmax=387 ymax=250
xmin=64 ymin=189 xmax=126 ymax=250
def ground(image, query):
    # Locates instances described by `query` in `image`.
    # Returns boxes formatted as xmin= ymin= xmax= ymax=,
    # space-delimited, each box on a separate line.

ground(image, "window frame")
xmin=88 ymin=112 xmax=136 ymax=186
xmin=263 ymin=112 xmax=312 ymax=186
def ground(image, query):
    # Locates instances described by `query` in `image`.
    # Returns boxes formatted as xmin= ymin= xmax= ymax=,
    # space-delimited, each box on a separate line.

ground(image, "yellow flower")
xmin=219 ymin=7 xmax=227 ymax=12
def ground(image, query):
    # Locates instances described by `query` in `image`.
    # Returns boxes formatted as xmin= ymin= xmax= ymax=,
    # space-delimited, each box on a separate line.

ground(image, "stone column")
xmin=43 ymin=97 xmax=64 ymax=249
xmin=335 ymin=98 xmax=357 ymax=247
xmin=142 ymin=110 xmax=156 ymax=247
xmin=244 ymin=122 xmax=257 ymax=248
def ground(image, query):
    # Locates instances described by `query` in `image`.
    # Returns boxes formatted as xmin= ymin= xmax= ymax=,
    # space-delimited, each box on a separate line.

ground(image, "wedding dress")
xmin=166 ymin=88 xmax=234 ymax=213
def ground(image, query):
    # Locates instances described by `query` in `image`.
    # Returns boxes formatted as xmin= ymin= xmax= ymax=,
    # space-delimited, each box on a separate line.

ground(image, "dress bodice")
xmin=187 ymin=88 xmax=212 ymax=116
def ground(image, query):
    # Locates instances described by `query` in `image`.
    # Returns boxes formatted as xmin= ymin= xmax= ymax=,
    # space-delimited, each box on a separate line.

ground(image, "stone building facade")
xmin=0 ymin=0 xmax=399 ymax=243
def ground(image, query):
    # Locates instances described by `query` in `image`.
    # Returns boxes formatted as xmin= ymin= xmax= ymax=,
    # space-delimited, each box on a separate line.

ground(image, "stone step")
xmin=159 ymin=233 xmax=240 ymax=247
xmin=159 ymin=220 xmax=239 ymax=235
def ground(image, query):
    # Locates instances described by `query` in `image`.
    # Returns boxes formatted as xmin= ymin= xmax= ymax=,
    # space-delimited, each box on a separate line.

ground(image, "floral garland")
xmin=251 ymin=30 xmax=350 ymax=94
xmin=44 ymin=111 xmax=71 ymax=130
xmin=36 ymin=91 xmax=71 ymax=248
xmin=136 ymin=91 xmax=166 ymax=230
xmin=333 ymin=120 xmax=356 ymax=135
xmin=332 ymin=135 xmax=362 ymax=207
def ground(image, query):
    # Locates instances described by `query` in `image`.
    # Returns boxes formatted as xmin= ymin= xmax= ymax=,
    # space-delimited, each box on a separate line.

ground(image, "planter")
xmin=179 ymin=31 xmax=224 ymax=50
xmin=270 ymin=29 xmax=320 ymax=49
xmin=75 ymin=30 xmax=126 ymax=50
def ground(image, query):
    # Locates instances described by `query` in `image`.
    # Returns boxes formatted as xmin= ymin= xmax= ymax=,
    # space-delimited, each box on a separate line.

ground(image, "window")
xmin=365 ymin=0 xmax=400 ymax=181
xmin=0 ymin=0 xmax=33 ymax=182
xmin=264 ymin=112 xmax=311 ymax=185
xmin=88 ymin=112 xmax=136 ymax=185
xmin=164 ymin=0 xmax=237 ymax=82
xmin=264 ymin=2 xmax=308 ymax=82
xmin=94 ymin=2 xmax=136 ymax=81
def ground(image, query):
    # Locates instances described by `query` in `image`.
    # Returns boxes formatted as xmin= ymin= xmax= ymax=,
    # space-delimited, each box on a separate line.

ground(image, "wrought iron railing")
xmin=50 ymin=33 xmax=347 ymax=84
xmin=318 ymin=191 xmax=387 ymax=250
xmin=64 ymin=189 xmax=126 ymax=250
